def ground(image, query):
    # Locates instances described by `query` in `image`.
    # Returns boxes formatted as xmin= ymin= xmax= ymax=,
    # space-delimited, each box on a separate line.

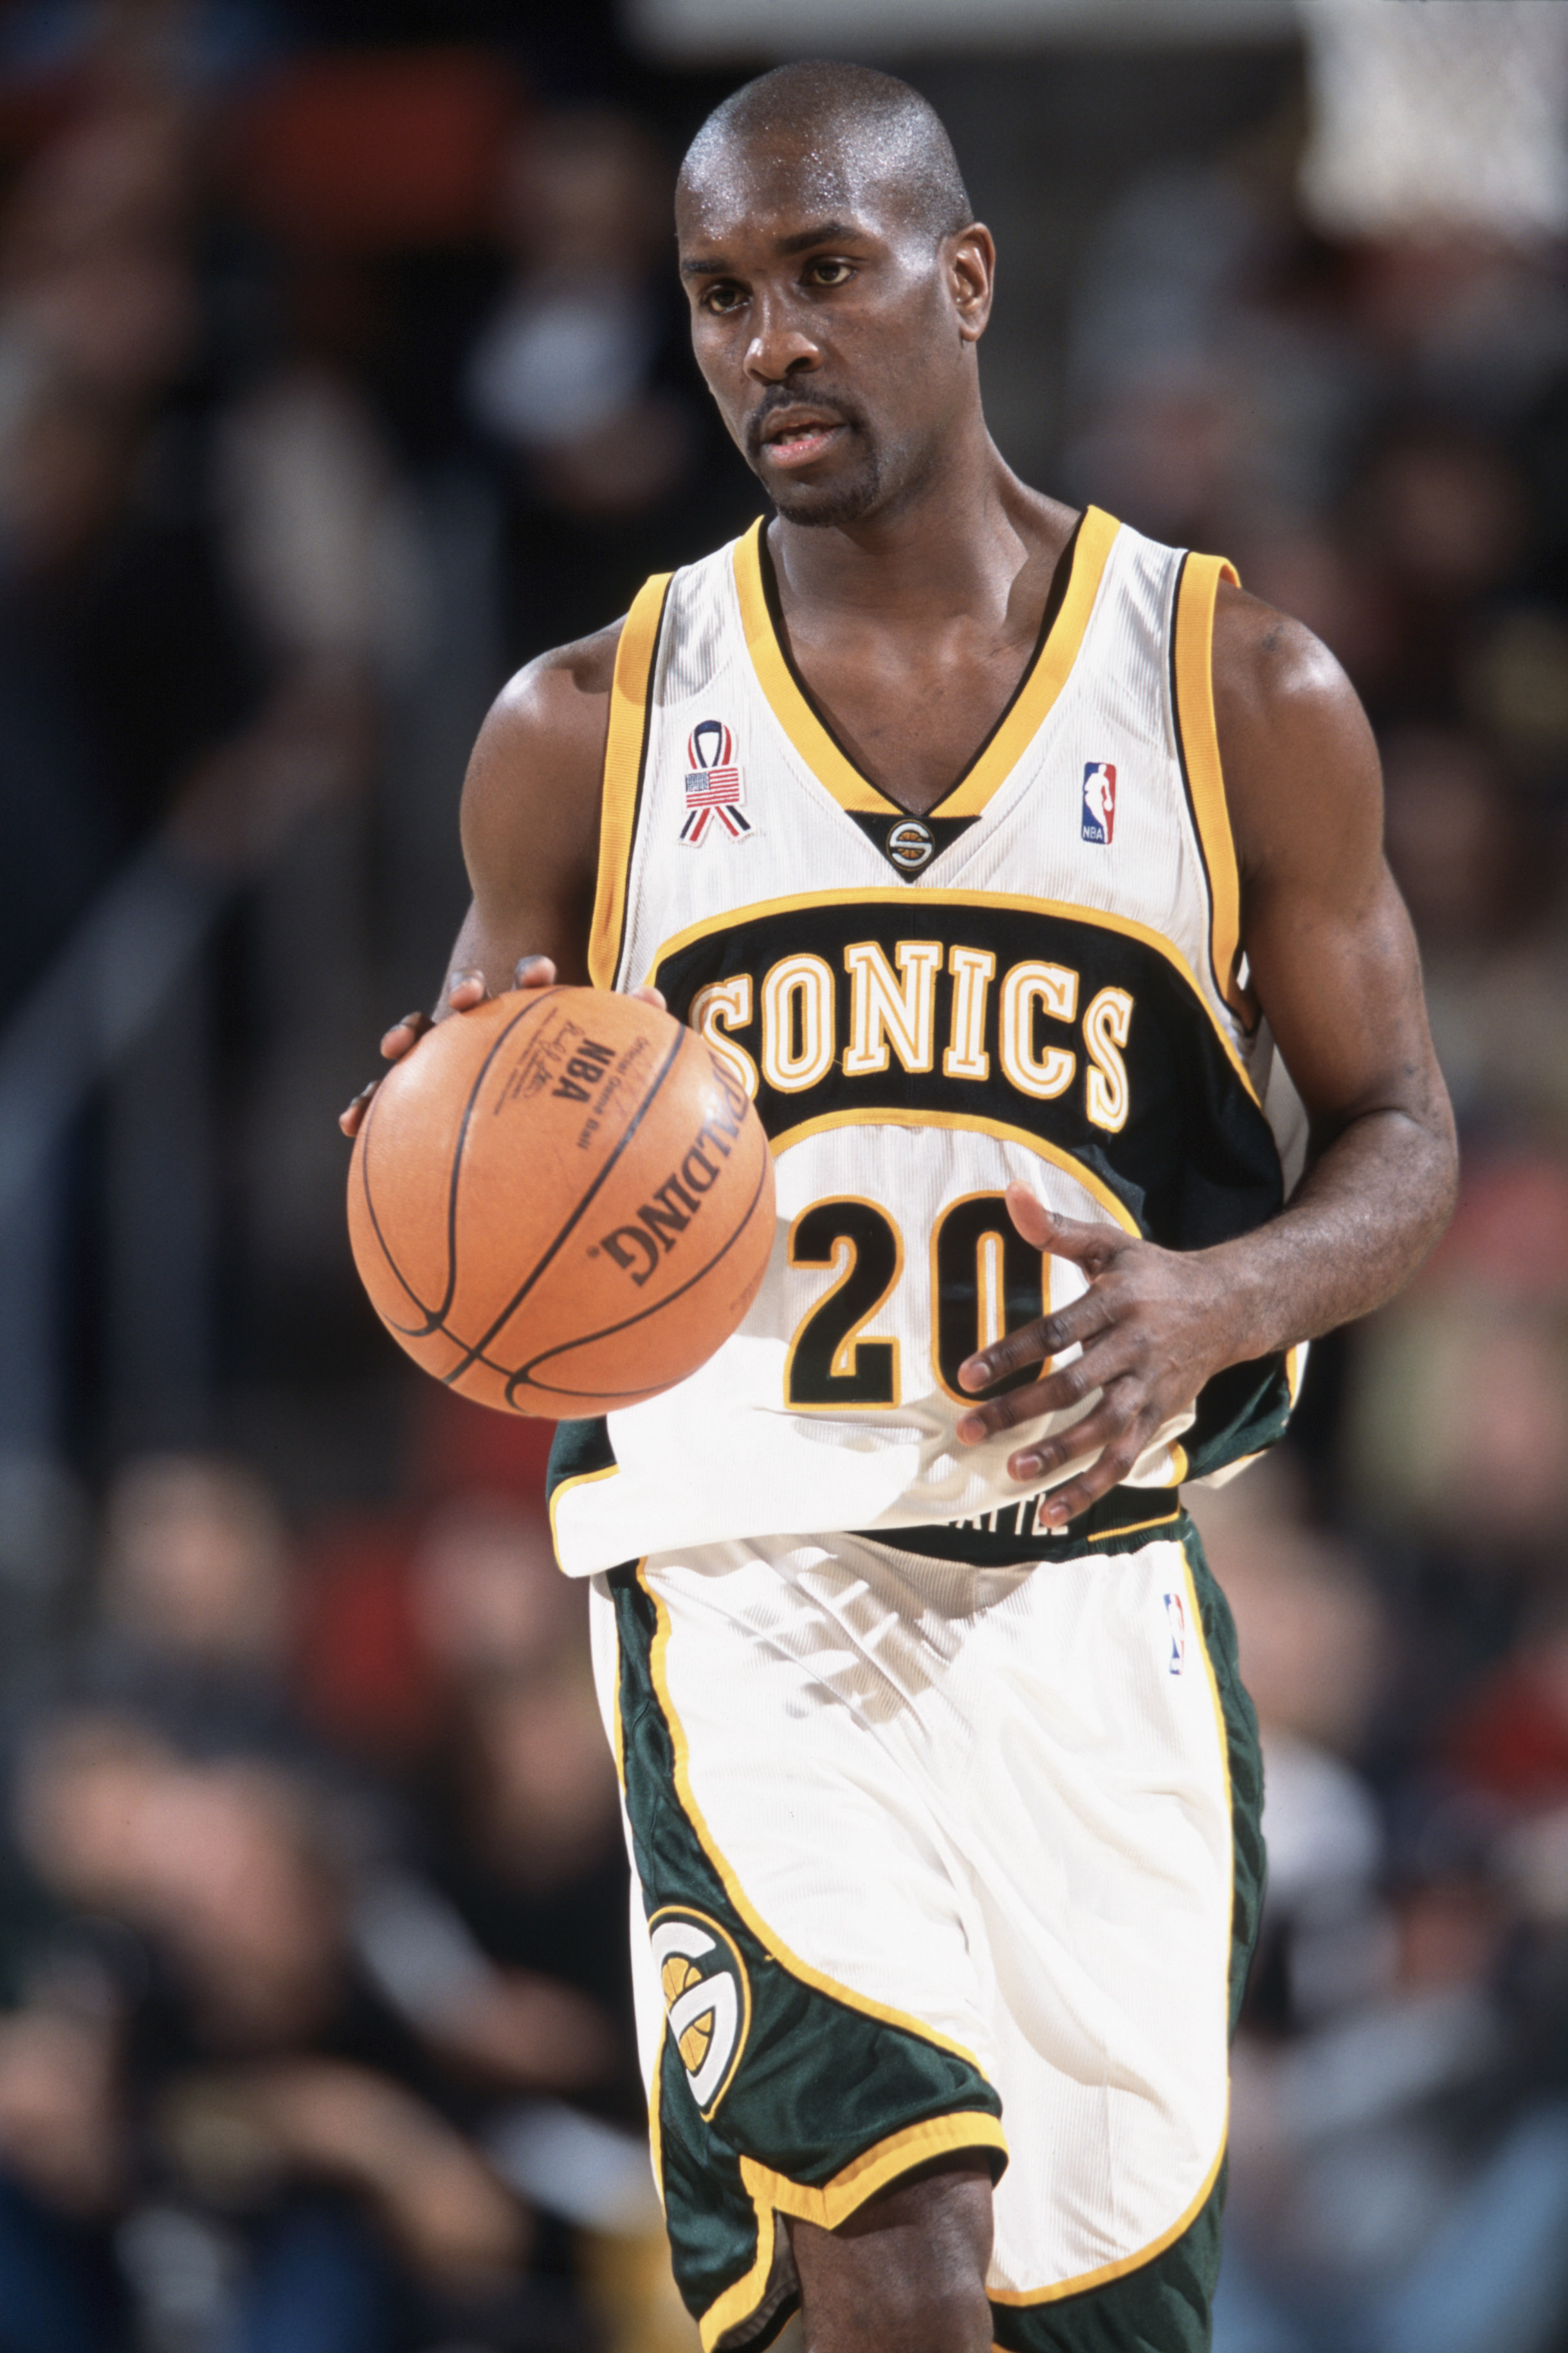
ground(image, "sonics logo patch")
xmin=650 ymin=1907 xmax=751 ymax=2118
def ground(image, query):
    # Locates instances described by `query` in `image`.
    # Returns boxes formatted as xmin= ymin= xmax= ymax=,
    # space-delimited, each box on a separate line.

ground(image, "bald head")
xmin=680 ymin=61 xmax=972 ymax=248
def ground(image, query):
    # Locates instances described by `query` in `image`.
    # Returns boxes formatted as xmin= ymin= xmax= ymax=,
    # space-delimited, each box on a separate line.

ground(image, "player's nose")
xmin=743 ymin=289 xmax=821 ymax=383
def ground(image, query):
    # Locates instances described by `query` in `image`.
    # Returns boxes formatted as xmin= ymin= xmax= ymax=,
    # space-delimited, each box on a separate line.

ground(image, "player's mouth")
xmin=756 ymin=408 xmax=848 ymax=470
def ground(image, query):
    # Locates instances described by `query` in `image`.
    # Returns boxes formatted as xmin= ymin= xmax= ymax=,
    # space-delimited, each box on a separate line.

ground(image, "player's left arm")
xmin=955 ymin=585 xmax=1459 ymax=1524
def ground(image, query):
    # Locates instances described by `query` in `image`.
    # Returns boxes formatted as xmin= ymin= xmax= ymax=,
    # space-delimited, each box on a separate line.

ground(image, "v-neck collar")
xmin=731 ymin=504 xmax=1120 ymax=822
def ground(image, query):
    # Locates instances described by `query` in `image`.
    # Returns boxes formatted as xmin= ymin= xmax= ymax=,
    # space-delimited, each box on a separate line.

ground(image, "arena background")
xmin=0 ymin=1 xmax=1563 ymax=2348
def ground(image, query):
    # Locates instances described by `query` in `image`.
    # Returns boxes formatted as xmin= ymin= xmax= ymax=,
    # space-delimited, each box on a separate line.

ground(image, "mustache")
xmin=742 ymin=386 xmax=859 ymax=459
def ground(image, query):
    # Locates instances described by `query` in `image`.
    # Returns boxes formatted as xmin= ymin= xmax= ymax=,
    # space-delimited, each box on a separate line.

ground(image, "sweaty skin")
xmin=340 ymin=103 xmax=1456 ymax=2353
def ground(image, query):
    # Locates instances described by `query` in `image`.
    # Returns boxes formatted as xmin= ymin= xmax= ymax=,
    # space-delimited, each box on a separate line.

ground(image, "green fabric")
xmin=547 ymin=1413 xmax=616 ymax=1500
xmin=990 ymin=2170 xmax=1228 ymax=2353
xmin=989 ymin=1519 xmax=1264 ymax=2353
xmin=614 ymin=1514 xmax=1266 ymax=2353
xmin=610 ymin=1564 xmax=1004 ymax=2339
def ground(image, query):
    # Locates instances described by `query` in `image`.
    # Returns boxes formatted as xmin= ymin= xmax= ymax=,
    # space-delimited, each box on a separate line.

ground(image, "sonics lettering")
xmin=647 ymin=894 xmax=1286 ymax=1260
xmin=689 ymin=942 xmax=1131 ymax=1130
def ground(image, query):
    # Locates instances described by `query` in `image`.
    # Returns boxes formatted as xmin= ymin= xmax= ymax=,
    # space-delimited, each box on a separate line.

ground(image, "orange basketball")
xmin=348 ymin=987 xmax=776 ymax=1416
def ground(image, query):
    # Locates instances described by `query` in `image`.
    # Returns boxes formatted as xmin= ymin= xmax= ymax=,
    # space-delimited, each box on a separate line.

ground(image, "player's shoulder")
xmin=464 ymin=620 xmax=623 ymax=803
xmin=459 ymin=620 xmax=626 ymax=902
xmin=1211 ymin=579 xmax=1353 ymax=732
xmin=489 ymin=619 xmax=624 ymax=744
xmin=1209 ymin=581 xmax=1381 ymax=882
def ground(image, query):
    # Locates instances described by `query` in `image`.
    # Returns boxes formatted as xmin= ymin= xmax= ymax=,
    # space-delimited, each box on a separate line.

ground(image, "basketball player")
xmin=342 ymin=65 xmax=1455 ymax=2353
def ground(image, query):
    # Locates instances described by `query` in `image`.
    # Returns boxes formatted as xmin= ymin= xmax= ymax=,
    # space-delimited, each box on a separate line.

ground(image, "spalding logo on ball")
xmin=348 ymin=989 xmax=776 ymax=1416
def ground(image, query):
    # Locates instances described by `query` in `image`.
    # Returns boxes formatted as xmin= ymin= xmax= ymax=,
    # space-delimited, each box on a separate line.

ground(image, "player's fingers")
xmin=628 ymin=984 xmax=668 ymax=1011
xmin=956 ymin=1285 xmax=1119 ymax=1398
xmin=1010 ymin=1387 xmax=1134 ymax=1487
xmin=1033 ymin=1456 xmax=1137 ymax=1527
xmin=339 ymin=1083 xmax=378 ymax=1138
xmin=512 ymin=957 xmax=557 ymax=992
xmin=447 ymin=967 xmax=489 ymax=1008
xmin=1004 ymin=1184 xmax=1125 ymax=1273
xmin=956 ymin=1313 xmax=1145 ymax=1441
xmin=1014 ymin=1390 xmax=1152 ymax=1524
xmin=379 ymin=1010 xmax=432 ymax=1059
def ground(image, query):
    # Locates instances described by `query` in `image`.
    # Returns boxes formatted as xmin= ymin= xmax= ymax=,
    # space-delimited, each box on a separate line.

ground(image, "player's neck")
xmin=768 ymin=425 xmax=1063 ymax=636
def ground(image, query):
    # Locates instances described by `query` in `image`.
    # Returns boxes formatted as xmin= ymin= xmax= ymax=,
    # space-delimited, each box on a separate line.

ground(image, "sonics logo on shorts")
xmin=649 ymin=1907 xmax=751 ymax=2118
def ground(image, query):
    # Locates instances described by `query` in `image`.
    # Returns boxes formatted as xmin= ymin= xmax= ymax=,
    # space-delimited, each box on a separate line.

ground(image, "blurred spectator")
xmin=1344 ymin=1156 xmax=1568 ymax=1566
xmin=77 ymin=1452 xmax=309 ymax=1761
xmin=1196 ymin=1479 xmax=1568 ymax=2353
xmin=1194 ymin=1469 xmax=1390 ymax=2042
xmin=403 ymin=1494 xmax=639 ymax=2119
xmin=1379 ymin=729 xmax=1568 ymax=1140
xmin=0 ymin=1425 xmax=658 ymax=2346
xmin=466 ymin=102 xmax=756 ymax=661
xmin=4 ymin=1716 xmax=533 ymax=2347
xmin=468 ymin=108 xmax=692 ymax=522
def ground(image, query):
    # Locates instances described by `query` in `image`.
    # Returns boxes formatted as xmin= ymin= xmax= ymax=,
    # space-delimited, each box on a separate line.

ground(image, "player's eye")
xmin=701 ymin=281 xmax=746 ymax=315
xmin=807 ymin=259 xmax=854 ymax=288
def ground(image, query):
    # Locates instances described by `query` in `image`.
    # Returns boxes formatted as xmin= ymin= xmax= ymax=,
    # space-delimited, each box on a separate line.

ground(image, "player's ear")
xmin=948 ymin=224 xmax=994 ymax=344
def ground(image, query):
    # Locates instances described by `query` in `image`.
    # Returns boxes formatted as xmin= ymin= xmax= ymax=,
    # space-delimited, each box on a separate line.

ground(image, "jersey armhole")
xmin=1171 ymin=551 xmax=1250 ymax=1025
xmin=588 ymin=571 xmax=673 ymax=991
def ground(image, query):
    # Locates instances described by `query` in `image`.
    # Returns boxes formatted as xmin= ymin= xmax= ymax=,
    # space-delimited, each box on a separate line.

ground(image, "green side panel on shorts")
xmin=609 ymin=1564 xmax=1004 ymax=2332
xmin=1183 ymin=1515 xmax=1266 ymax=2036
xmin=990 ymin=2168 xmax=1228 ymax=2353
xmin=990 ymin=1516 xmax=1263 ymax=2353
xmin=546 ymin=1414 xmax=616 ymax=1500
xmin=653 ymin=2032 xmax=792 ymax=2345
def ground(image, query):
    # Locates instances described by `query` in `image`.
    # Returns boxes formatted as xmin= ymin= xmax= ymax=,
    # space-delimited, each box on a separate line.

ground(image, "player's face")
xmin=677 ymin=145 xmax=990 ymax=530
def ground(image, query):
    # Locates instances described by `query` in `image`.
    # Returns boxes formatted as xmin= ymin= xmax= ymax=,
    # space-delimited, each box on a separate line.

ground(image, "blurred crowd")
xmin=0 ymin=1404 xmax=697 ymax=2353
xmin=1058 ymin=18 xmax=1568 ymax=2346
xmin=0 ymin=1 xmax=1565 ymax=2349
xmin=0 ymin=6 xmax=746 ymax=2346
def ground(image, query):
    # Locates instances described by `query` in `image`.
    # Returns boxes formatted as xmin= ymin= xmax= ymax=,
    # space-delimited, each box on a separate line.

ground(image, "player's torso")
xmin=550 ymin=507 xmax=1304 ymax=1578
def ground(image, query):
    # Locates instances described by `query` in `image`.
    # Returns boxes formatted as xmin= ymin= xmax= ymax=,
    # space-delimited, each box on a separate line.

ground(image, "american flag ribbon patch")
xmin=681 ymin=720 xmax=751 ymax=843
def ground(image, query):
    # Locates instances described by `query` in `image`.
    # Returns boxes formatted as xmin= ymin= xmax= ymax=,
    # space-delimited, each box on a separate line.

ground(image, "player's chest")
xmin=774 ymin=623 xmax=1043 ymax=816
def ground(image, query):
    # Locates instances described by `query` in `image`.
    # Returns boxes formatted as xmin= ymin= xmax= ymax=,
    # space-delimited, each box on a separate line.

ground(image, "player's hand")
xmin=953 ymin=1182 xmax=1232 ymax=1526
xmin=338 ymin=958 xmax=666 ymax=1137
xmin=339 ymin=961 xmax=507 ymax=1138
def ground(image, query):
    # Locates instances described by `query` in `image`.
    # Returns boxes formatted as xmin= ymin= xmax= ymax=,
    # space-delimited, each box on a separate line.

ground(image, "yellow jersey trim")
xmin=643 ymin=883 xmax=1261 ymax=1109
xmin=768 ymin=1106 xmax=1141 ymax=1239
xmin=589 ymin=572 xmax=672 ymax=991
xmin=699 ymin=2116 xmax=1010 ymax=2350
xmin=610 ymin=1649 xmax=626 ymax=1793
xmin=648 ymin=2019 xmax=668 ymax=2215
xmin=641 ymin=1564 xmax=987 ymax=2073
xmin=547 ymin=1463 xmax=620 ymax=1564
xmin=1172 ymin=553 xmax=1248 ymax=1024
xmin=1086 ymin=1507 xmax=1181 ymax=1543
xmin=987 ymin=2130 xmax=1226 ymax=2305
xmin=731 ymin=509 xmax=1120 ymax=822
xmin=993 ymin=1525 xmax=1230 ymax=2307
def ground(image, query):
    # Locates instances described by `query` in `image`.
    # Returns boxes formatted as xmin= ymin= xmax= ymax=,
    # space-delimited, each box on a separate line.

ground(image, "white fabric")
xmin=556 ymin=518 xmax=1296 ymax=1577
xmin=590 ymin=1526 xmax=1235 ymax=2297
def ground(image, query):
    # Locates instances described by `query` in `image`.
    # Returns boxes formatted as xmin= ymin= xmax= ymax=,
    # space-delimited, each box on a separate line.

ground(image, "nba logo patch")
xmin=1081 ymin=761 xmax=1117 ymax=845
xmin=1163 ymin=1591 xmax=1186 ymax=1676
xmin=682 ymin=719 xmax=751 ymax=845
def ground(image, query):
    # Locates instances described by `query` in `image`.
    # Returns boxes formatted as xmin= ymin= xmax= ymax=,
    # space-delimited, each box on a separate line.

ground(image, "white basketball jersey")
xmin=550 ymin=508 xmax=1305 ymax=1579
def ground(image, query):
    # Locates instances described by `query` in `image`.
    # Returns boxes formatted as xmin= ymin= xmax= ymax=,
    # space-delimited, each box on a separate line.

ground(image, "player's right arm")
xmin=340 ymin=624 xmax=622 ymax=1137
